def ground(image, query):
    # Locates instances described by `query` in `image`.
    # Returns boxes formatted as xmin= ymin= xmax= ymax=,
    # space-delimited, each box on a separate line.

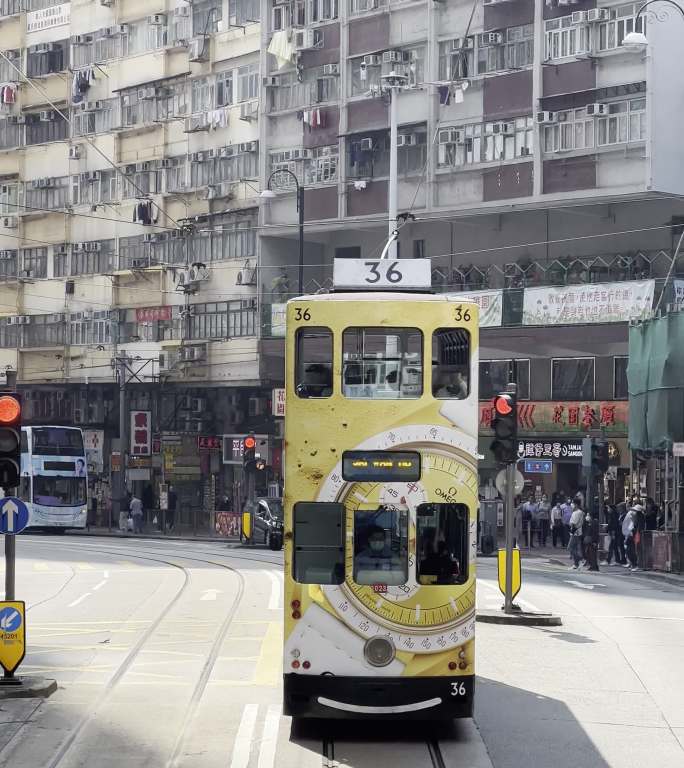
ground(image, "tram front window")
xmin=416 ymin=503 xmax=469 ymax=585
xmin=343 ymin=327 xmax=422 ymax=399
xmin=353 ymin=507 xmax=408 ymax=585
xmin=296 ymin=327 xmax=333 ymax=399
xmin=432 ymin=329 xmax=470 ymax=399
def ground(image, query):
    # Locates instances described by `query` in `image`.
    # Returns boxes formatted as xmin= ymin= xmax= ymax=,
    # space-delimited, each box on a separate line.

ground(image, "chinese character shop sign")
xmin=130 ymin=411 xmax=152 ymax=455
xmin=272 ymin=388 xmax=285 ymax=417
xmin=479 ymin=401 xmax=628 ymax=435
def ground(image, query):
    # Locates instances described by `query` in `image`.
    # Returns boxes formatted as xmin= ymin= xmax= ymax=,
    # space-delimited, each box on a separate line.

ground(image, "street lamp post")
xmin=381 ymin=71 xmax=409 ymax=261
xmin=623 ymin=0 xmax=684 ymax=50
xmin=260 ymin=169 xmax=305 ymax=295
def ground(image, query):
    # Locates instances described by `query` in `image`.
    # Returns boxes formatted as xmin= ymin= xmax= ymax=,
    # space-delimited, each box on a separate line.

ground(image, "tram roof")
xmin=288 ymin=292 xmax=478 ymax=303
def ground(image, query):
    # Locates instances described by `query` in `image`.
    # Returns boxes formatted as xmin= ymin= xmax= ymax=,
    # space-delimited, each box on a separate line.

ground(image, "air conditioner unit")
xmin=586 ymin=7 xmax=610 ymax=21
xmin=484 ymin=32 xmax=504 ymax=45
xmin=291 ymin=148 xmax=311 ymax=160
xmin=116 ymin=24 xmax=129 ymax=35
xmin=39 ymin=110 xmax=55 ymax=122
xmin=240 ymin=101 xmax=258 ymax=121
xmin=34 ymin=44 xmax=58 ymax=54
xmin=184 ymin=115 xmax=209 ymax=133
xmin=143 ymin=233 xmax=158 ymax=243
xmin=295 ymin=29 xmax=316 ymax=51
xmin=85 ymin=171 xmax=101 ymax=182
xmin=73 ymin=35 xmax=91 ymax=46
xmin=586 ymin=102 xmax=608 ymax=116
xmin=520 ymin=146 xmax=532 ymax=156
xmin=397 ymin=134 xmax=417 ymax=147
xmin=69 ymin=146 xmax=81 ymax=160
xmin=189 ymin=38 xmax=208 ymax=62
xmin=383 ymin=50 xmax=402 ymax=63
xmin=2 ymin=216 xmax=17 ymax=229
xmin=263 ymin=76 xmax=279 ymax=87
xmin=135 ymin=161 xmax=151 ymax=172
xmin=204 ymin=185 xmax=218 ymax=200
xmin=139 ymin=86 xmax=157 ymax=100
xmin=102 ymin=26 xmax=117 ymax=37
xmin=219 ymin=146 xmax=235 ymax=158
xmin=236 ymin=262 xmax=256 ymax=285
xmin=536 ymin=111 xmax=556 ymax=124
xmin=148 ymin=14 xmax=165 ymax=25
xmin=360 ymin=137 xmax=374 ymax=151
xmin=174 ymin=5 xmax=190 ymax=16
xmin=131 ymin=257 xmax=148 ymax=268
xmin=81 ymin=100 xmax=103 ymax=112
xmin=238 ymin=141 xmax=258 ymax=153
xmin=363 ymin=54 xmax=381 ymax=66
xmin=85 ymin=241 xmax=101 ymax=252
xmin=7 ymin=116 xmax=25 ymax=125
xmin=571 ymin=10 xmax=587 ymax=23
xmin=452 ymin=37 xmax=474 ymax=50
xmin=188 ymin=264 xmax=209 ymax=282
xmin=438 ymin=128 xmax=464 ymax=144
xmin=322 ymin=63 xmax=340 ymax=76
xmin=190 ymin=151 xmax=206 ymax=163
xmin=100 ymin=0 xmax=113 ymax=6
xmin=54 ymin=244 xmax=68 ymax=256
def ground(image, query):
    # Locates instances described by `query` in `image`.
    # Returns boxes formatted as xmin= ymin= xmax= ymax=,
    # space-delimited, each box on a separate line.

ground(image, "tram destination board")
xmin=342 ymin=450 xmax=421 ymax=482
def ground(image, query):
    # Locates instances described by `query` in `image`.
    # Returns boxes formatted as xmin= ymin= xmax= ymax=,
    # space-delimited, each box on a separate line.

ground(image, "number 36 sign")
xmin=334 ymin=258 xmax=432 ymax=291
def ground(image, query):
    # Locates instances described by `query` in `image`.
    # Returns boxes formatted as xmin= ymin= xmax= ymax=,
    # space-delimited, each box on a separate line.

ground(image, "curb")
xmin=0 ymin=677 xmax=57 ymax=700
xmin=66 ymin=531 xmax=240 ymax=545
xmin=476 ymin=610 xmax=562 ymax=627
xmin=546 ymin=558 xmax=684 ymax=587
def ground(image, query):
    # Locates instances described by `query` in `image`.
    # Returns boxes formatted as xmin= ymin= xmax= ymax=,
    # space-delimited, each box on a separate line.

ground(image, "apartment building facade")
xmin=258 ymin=0 xmax=684 ymax=502
xmin=0 ymin=0 xmax=683 ymax=524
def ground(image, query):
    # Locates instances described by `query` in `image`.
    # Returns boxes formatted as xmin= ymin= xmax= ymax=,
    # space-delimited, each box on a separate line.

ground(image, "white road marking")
xmin=68 ymin=593 xmax=92 ymax=608
xmin=564 ymin=579 xmax=606 ymax=591
xmin=92 ymin=580 xmax=107 ymax=592
xmin=517 ymin=598 xmax=542 ymax=613
xmin=103 ymin=571 xmax=109 ymax=579
xmin=257 ymin=705 xmax=281 ymax=768
xmin=263 ymin=571 xmax=281 ymax=610
xmin=230 ymin=703 xmax=259 ymax=768
xmin=353 ymin=492 xmax=368 ymax=503
xmin=200 ymin=589 xmax=222 ymax=601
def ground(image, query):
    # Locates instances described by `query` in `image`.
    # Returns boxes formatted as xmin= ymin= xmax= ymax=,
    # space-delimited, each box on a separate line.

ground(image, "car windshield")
xmin=261 ymin=499 xmax=283 ymax=519
xmin=33 ymin=476 xmax=87 ymax=507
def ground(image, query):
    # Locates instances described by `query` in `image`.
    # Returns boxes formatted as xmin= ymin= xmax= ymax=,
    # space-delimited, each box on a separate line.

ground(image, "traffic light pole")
xmin=504 ymin=461 xmax=516 ymax=614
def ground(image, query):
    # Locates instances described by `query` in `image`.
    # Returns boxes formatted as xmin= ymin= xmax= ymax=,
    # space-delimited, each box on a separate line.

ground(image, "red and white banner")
xmin=136 ymin=306 xmax=172 ymax=323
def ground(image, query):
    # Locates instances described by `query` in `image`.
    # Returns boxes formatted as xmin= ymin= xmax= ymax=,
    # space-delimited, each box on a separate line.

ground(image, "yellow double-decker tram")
xmin=283 ymin=275 xmax=479 ymax=719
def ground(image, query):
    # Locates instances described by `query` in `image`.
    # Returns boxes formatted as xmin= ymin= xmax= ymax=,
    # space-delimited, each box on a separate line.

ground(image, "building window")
xmin=416 ymin=504 xmax=469 ymax=585
xmin=71 ymin=170 xmax=118 ymax=206
xmin=25 ymin=176 xmax=69 ymax=213
xmin=27 ymin=41 xmax=68 ymax=77
xmin=121 ymin=19 xmax=168 ymax=57
xmin=350 ymin=56 xmax=382 ymax=96
xmin=121 ymin=164 xmax=161 ymax=199
xmin=596 ymin=3 xmax=644 ymax=52
xmin=479 ymin=359 xmax=530 ymax=400
xmin=544 ymin=16 xmax=590 ymax=60
xmin=0 ymin=183 xmax=19 ymax=215
xmin=25 ymin=112 xmax=69 ymax=146
xmin=21 ymin=247 xmax=47 ymax=278
xmin=0 ymin=2 xmax=21 ymax=20
xmin=614 ymin=356 xmax=628 ymax=399
xmin=296 ymin=327 xmax=333 ymax=398
xmin=438 ymin=117 xmax=533 ymax=168
xmin=22 ymin=314 xmax=66 ymax=348
xmin=191 ymin=77 xmax=215 ymax=113
xmin=0 ymin=249 xmax=17 ymax=279
xmin=477 ymin=25 xmax=534 ymax=74
xmin=597 ymin=98 xmax=646 ymax=146
xmin=93 ymin=29 xmax=123 ymax=62
xmin=349 ymin=0 xmax=387 ymax=14
xmin=72 ymin=99 xmax=116 ymax=136
xmin=231 ymin=0 xmax=260 ymax=26
xmin=216 ymin=70 xmax=233 ymax=106
xmin=552 ymin=358 xmax=595 ymax=401
xmin=237 ymin=63 xmax=259 ymax=102
xmin=438 ymin=39 xmax=474 ymax=81
xmin=193 ymin=0 xmax=222 ymax=36
xmin=0 ymin=119 xmax=21 ymax=151
xmin=0 ymin=50 xmax=20 ymax=82
xmin=71 ymin=240 xmax=115 ymax=276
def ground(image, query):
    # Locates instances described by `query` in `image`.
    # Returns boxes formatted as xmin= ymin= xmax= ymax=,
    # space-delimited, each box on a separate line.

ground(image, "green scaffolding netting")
xmin=629 ymin=312 xmax=684 ymax=451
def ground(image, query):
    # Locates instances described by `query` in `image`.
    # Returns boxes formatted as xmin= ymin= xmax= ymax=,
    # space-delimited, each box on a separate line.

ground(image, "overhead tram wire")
xmin=0 ymin=50 xmax=184 ymax=232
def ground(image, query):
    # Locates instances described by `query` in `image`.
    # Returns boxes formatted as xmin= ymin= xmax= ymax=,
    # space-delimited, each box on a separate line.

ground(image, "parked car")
xmin=253 ymin=498 xmax=283 ymax=550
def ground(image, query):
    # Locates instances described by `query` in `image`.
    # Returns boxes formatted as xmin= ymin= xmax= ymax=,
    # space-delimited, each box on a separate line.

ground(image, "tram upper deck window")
xmin=353 ymin=507 xmax=408 ymax=586
xmin=342 ymin=327 xmax=422 ymax=399
xmin=432 ymin=329 xmax=470 ymax=399
xmin=416 ymin=503 xmax=469 ymax=585
xmin=293 ymin=502 xmax=345 ymax=584
xmin=296 ymin=327 xmax=333 ymax=398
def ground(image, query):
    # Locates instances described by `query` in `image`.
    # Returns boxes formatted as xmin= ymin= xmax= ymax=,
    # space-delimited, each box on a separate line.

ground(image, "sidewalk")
xmin=68 ymin=527 xmax=239 ymax=544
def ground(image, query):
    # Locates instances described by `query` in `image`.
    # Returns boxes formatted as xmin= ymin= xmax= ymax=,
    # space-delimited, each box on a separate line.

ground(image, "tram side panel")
xmin=283 ymin=295 xmax=479 ymax=719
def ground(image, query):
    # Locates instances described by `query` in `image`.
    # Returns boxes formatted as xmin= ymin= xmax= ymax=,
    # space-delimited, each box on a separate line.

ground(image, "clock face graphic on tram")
xmin=318 ymin=425 xmax=478 ymax=653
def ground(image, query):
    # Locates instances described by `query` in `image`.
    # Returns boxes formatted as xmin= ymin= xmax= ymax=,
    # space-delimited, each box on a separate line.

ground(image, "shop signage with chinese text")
xmin=522 ymin=280 xmax=654 ymax=326
xmin=272 ymin=388 xmax=285 ymax=417
xmin=130 ymin=410 xmax=152 ymax=455
xmin=445 ymin=290 xmax=503 ymax=327
xmin=480 ymin=401 xmax=627 ymax=435
xmin=136 ymin=306 xmax=172 ymax=323
xmin=198 ymin=436 xmax=221 ymax=451
xmin=519 ymin=440 xmax=583 ymax=461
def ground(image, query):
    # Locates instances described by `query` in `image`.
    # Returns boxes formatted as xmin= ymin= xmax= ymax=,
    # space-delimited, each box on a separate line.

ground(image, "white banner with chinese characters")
xmin=130 ymin=411 xmax=152 ymax=456
xmin=446 ymin=290 xmax=503 ymax=327
xmin=272 ymin=388 xmax=285 ymax=417
xmin=27 ymin=3 xmax=71 ymax=36
xmin=522 ymin=280 xmax=655 ymax=326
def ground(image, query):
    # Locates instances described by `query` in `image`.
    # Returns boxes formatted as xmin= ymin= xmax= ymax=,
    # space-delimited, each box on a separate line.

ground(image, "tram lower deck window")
xmin=293 ymin=502 xmax=345 ymax=584
xmin=416 ymin=503 xmax=469 ymax=585
xmin=432 ymin=329 xmax=470 ymax=399
xmin=295 ymin=327 xmax=333 ymax=399
xmin=353 ymin=506 xmax=408 ymax=586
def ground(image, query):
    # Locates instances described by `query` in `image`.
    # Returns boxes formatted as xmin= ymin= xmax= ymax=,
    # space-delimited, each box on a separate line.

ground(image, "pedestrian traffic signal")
xmin=243 ymin=434 xmax=256 ymax=468
xmin=0 ymin=393 xmax=21 ymax=491
xmin=591 ymin=440 xmax=609 ymax=474
xmin=490 ymin=391 xmax=518 ymax=464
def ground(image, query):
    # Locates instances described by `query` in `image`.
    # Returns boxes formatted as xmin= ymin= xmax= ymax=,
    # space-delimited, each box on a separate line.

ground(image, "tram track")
xmin=3 ymin=539 xmax=252 ymax=768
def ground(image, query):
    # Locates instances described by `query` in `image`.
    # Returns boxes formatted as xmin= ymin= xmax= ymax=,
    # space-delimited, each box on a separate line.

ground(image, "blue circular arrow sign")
xmin=0 ymin=606 xmax=22 ymax=633
xmin=0 ymin=497 xmax=29 ymax=535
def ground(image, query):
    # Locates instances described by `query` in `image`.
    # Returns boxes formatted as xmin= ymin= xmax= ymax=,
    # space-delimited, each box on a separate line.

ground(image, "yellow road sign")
xmin=497 ymin=549 xmax=521 ymax=600
xmin=0 ymin=601 xmax=26 ymax=675
xmin=242 ymin=510 xmax=252 ymax=539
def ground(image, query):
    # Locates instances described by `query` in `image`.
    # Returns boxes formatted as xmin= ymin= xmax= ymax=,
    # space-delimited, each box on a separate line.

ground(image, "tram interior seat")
xmin=297 ymin=363 xmax=333 ymax=398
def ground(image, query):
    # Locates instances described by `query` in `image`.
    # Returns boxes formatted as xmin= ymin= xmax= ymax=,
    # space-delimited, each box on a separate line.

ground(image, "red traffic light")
xmin=0 ymin=395 xmax=20 ymax=425
xmin=243 ymin=436 xmax=256 ymax=450
xmin=494 ymin=395 xmax=513 ymax=416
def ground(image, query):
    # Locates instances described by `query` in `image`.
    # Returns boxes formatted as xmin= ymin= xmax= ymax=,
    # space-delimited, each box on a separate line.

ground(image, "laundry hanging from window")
xmin=0 ymin=84 xmax=16 ymax=105
xmin=71 ymin=67 xmax=96 ymax=104
xmin=133 ymin=200 xmax=157 ymax=226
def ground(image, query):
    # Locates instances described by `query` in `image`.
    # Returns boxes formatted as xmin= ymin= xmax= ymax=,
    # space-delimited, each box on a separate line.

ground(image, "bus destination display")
xmin=342 ymin=451 xmax=421 ymax=482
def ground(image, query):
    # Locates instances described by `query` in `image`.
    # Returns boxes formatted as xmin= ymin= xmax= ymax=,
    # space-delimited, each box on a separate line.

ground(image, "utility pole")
xmin=381 ymin=70 xmax=408 ymax=260
xmin=504 ymin=459 xmax=516 ymax=613
xmin=112 ymin=354 xmax=128 ymax=531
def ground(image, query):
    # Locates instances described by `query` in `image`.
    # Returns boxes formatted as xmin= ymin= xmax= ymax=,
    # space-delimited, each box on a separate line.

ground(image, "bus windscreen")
xmin=32 ymin=428 xmax=84 ymax=456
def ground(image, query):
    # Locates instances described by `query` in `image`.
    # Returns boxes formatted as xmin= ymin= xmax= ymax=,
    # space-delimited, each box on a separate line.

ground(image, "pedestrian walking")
xmin=536 ymin=493 xmax=551 ymax=547
xmin=118 ymin=500 xmax=128 ymax=533
xmin=167 ymin=486 xmax=177 ymax=531
xmin=583 ymin=510 xmax=599 ymax=571
xmin=130 ymin=493 xmax=144 ymax=534
xmin=551 ymin=499 xmax=564 ymax=547
xmin=568 ymin=500 xmax=584 ymax=569
xmin=603 ymin=504 xmax=624 ymax=565
xmin=622 ymin=503 xmax=641 ymax=570
xmin=522 ymin=495 xmax=537 ymax=548
xmin=561 ymin=496 xmax=573 ymax=548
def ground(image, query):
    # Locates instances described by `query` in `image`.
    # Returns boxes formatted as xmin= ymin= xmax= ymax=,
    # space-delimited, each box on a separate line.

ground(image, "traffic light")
xmin=0 ymin=393 xmax=21 ymax=491
xmin=490 ymin=391 xmax=518 ymax=464
xmin=243 ymin=434 xmax=256 ymax=468
xmin=591 ymin=440 xmax=609 ymax=474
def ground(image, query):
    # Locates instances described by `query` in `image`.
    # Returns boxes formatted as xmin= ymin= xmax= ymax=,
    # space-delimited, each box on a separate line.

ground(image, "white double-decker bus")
xmin=19 ymin=426 xmax=88 ymax=531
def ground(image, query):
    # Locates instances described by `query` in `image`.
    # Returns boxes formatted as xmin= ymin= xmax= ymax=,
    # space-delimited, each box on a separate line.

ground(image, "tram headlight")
xmin=363 ymin=635 xmax=395 ymax=668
